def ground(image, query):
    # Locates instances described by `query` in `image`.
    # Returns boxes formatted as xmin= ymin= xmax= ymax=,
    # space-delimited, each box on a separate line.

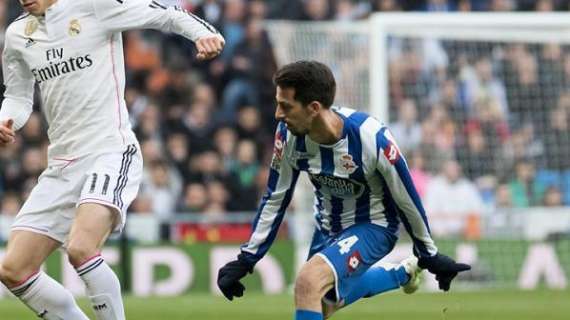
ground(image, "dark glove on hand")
xmin=418 ymin=253 xmax=471 ymax=291
xmin=217 ymin=254 xmax=254 ymax=301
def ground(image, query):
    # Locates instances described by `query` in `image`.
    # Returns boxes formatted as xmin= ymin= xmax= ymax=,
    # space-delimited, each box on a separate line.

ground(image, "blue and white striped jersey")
xmin=241 ymin=107 xmax=438 ymax=264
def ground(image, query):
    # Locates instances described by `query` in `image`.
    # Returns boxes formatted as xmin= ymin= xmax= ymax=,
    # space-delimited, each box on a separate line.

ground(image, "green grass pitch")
xmin=0 ymin=290 xmax=568 ymax=319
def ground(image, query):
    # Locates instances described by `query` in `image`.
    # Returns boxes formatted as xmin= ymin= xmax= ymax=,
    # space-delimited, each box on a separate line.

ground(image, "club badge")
xmin=25 ymin=19 xmax=38 ymax=36
xmin=69 ymin=19 xmax=81 ymax=36
xmin=340 ymin=154 xmax=358 ymax=174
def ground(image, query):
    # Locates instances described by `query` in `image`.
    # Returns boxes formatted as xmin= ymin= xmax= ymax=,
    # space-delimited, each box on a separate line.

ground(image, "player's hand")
xmin=418 ymin=253 xmax=471 ymax=291
xmin=217 ymin=255 xmax=254 ymax=301
xmin=195 ymin=35 xmax=225 ymax=60
xmin=0 ymin=119 xmax=15 ymax=145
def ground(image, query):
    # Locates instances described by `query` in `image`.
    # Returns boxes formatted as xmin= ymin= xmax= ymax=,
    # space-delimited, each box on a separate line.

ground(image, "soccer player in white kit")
xmin=0 ymin=0 xmax=224 ymax=319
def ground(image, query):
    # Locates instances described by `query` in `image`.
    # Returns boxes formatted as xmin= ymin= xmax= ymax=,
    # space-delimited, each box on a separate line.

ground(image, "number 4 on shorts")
xmin=337 ymin=235 xmax=359 ymax=254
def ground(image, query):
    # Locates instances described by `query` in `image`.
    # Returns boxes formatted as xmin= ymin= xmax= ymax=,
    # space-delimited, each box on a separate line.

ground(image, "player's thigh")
xmin=68 ymin=203 xmax=115 ymax=253
xmin=0 ymin=231 xmax=61 ymax=285
xmin=317 ymin=223 xmax=397 ymax=303
xmin=295 ymin=255 xmax=336 ymax=297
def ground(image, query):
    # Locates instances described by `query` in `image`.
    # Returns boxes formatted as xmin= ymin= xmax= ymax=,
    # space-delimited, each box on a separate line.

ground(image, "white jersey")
xmin=0 ymin=0 xmax=220 ymax=161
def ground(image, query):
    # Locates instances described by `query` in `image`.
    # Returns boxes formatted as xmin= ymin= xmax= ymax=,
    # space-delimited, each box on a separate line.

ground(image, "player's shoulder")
xmin=6 ymin=12 xmax=33 ymax=38
xmin=333 ymin=106 xmax=384 ymax=136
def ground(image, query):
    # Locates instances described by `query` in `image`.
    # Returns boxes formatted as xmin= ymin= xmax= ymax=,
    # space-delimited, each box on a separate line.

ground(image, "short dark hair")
xmin=273 ymin=60 xmax=336 ymax=108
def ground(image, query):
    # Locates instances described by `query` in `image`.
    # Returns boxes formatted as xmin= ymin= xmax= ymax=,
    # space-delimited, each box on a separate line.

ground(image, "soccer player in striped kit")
xmin=218 ymin=61 xmax=471 ymax=320
xmin=0 ymin=0 xmax=223 ymax=319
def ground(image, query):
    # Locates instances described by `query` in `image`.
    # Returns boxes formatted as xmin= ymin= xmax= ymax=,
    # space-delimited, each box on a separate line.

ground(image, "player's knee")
xmin=66 ymin=242 xmax=97 ymax=267
xmin=0 ymin=261 xmax=32 ymax=287
xmin=295 ymin=265 xmax=325 ymax=301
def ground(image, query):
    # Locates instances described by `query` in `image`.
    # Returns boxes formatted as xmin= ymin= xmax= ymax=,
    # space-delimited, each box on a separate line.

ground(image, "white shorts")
xmin=11 ymin=144 xmax=143 ymax=244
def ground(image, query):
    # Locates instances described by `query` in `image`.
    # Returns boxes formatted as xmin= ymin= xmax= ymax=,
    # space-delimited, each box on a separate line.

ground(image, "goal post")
xmin=370 ymin=12 xmax=570 ymax=122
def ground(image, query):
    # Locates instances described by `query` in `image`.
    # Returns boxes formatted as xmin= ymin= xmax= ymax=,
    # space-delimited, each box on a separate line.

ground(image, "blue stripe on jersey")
xmin=376 ymin=128 xmax=431 ymax=233
xmin=255 ymin=169 xmax=300 ymax=259
xmin=320 ymin=146 xmax=343 ymax=232
xmin=399 ymin=213 xmax=431 ymax=257
xmin=320 ymin=147 xmax=334 ymax=175
xmin=295 ymin=136 xmax=309 ymax=170
xmin=345 ymin=112 xmax=371 ymax=224
xmin=249 ymin=168 xmax=280 ymax=234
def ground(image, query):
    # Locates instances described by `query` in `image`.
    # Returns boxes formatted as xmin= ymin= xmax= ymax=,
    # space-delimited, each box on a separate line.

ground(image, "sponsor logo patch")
xmin=347 ymin=250 xmax=362 ymax=273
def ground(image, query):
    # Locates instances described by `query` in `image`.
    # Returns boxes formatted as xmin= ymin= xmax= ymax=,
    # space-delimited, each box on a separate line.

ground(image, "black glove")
xmin=418 ymin=253 xmax=471 ymax=291
xmin=217 ymin=254 xmax=254 ymax=301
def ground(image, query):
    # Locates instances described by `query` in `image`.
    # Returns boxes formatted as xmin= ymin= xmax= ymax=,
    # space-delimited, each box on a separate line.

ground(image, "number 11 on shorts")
xmin=337 ymin=235 xmax=359 ymax=254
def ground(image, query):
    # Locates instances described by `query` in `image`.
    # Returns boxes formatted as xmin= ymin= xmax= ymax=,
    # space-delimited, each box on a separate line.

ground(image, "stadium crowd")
xmin=1 ymin=0 xmax=569 ymax=235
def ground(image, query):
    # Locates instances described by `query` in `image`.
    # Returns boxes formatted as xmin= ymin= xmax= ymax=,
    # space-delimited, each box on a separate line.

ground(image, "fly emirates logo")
xmin=31 ymin=47 xmax=93 ymax=83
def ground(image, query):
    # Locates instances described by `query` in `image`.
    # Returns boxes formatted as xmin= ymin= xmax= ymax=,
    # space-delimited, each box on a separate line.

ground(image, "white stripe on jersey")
xmin=359 ymin=116 xmax=388 ymax=228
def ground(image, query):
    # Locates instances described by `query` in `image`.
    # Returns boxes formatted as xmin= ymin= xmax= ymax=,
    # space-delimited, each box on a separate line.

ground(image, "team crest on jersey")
xmin=270 ymin=131 xmax=285 ymax=170
xmin=25 ymin=19 xmax=38 ymax=36
xmin=340 ymin=154 xmax=358 ymax=174
xmin=69 ymin=19 xmax=81 ymax=36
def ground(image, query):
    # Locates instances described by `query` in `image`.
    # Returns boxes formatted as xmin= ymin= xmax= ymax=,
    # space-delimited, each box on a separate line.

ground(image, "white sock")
xmin=76 ymin=255 xmax=125 ymax=320
xmin=10 ymin=271 xmax=89 ymax=320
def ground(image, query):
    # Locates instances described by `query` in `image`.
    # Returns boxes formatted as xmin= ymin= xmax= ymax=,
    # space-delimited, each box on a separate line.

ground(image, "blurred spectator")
xmin=372 ymin=0 xmax=401 ymax=11
xmin=19 ymin=112 xmax=45 ymax=147
xmin=249 ymin=0 xmax=268 ymax=20
xmin=180 ymin=102 xmax=215 ymax=152
xmin=236 ymin=105 xmax=268 ymax=148
xmin=423 ymin=0 xmax=456 ymax=12
xmin=220 ymin=18 xmax=277 ymax=122
xmin=460 ymin=56 xmax=508 ymax=117
xmin=133 ymin=103 xmax=162 ymax=141
xmin=543 ymin=104 xmax=570 ymax=171
xmin=189 ymin=150 xmax=225 ymax=183
xmin=488 ymin=0 xmax=516 ymax=11
xmin=140 ymin=159 xmax=183 ymax=220
xmin=228 ymin=139 xmax=260 ymax=211
xmin=390 ymin=99 xmax=422 ymax=155
xmin=178 ymin=183 xmax=208 ymax=213
xmin=508 ymin=160 xmax=546 ymax=208
xmin=165 ymin=132 xmax=191 ymax=177
xmin=303 ymin=0 xmax=333 ymax=21
xmin=408 ymin=150 xmax=431 ymax=199
xmin=335 ymin=0 xmax=371 ymax=20
xmin=194 ymin=0 xmax=224 ymax=27
xmin=204 ymin=179 xmax=230 ymax=216
xmin=1 ymin=192 xmax=21 ymax=216
xmin=424 ymin=159 xmax=484 ymax=236
xmin=494 ymin=183 xmax=513 ymax=208
xmin=457 ymin=128 xmax=495 ymax=181
xmin=213 ymin=126 xmax=238 ymax=171
xmin=501 ymin=122 xmax=543 ymax=171
xmin=218 ymin=0 xmax=247 ymax=63
xmin=543 ymin=186 xmax=563 ymax=207
xmin=140 ymin=139 xmax=164 ymax=165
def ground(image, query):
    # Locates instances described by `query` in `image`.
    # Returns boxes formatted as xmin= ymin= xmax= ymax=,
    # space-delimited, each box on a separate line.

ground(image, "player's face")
xmin=20 ymin=0 xmax=56 ymax=16
xmin=275 ymin=86 xmax=314 ymax=136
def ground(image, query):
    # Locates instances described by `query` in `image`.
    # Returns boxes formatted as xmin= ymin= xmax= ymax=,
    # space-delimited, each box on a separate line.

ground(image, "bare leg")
xmin=294 ymin=255 xmax=335 ymax=319
xmin=67 ymin=203 xmax=124 ymax=320
xmin=0 ymin=231 xmax=89 ymax=319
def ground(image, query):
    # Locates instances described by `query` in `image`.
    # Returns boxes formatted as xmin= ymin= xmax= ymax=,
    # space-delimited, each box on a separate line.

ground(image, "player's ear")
xmin=307 ymin=101 xmax=321 ymax=115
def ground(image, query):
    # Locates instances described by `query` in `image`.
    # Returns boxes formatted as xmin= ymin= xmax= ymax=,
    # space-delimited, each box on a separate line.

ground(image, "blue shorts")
xmin=307 ymin=223 xmax=397 ymax=304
